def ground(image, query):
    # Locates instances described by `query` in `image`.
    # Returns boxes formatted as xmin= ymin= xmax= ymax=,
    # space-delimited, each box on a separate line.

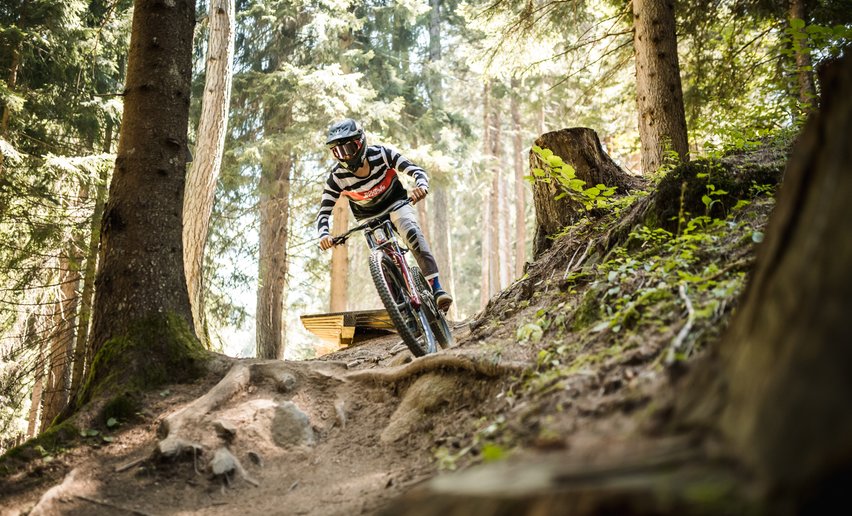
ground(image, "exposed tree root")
xmin=156 ymin=363 xmax=251 ymax=460
xmin=345 ymin=352 xmax=530 ymax=385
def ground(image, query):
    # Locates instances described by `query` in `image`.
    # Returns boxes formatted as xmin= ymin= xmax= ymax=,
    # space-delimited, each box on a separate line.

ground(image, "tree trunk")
xmin=256 ymin=156 xmax=291 ymax=360
xmin=41 ymin=189 xmax=87 ymax=426
xmin=26 ymin=313 xmax=43 ymax=437
xmin=479 ymin=82 xmax=491 ymax=309
xmin=432 ymin=187 xmax=455 ymax=318
xmin=632 ymin=0 xmax=689 ymax=174
xmin=493 ymin=99 xmax=510 ymax=288
xmin=183 ymin=0 xmax=235 ymax=346
xmin=789 ymin=0 xmax=816 ymax=112
xmin=0 ymin=29 xmax=22 ymax=176
xmin=684 ymin=53 xmax=852 ymax=504
xmin=530 ymin=128 xmax=641 ymax=257
xmin=511 ymin=81 xmax=527 ymax=277
xmin=83 ymin=0 xmax=202 ymax=403
xmin=427 ymin=0 xmax=456 ymax=317
xmin=70 ymin=123 xmax=112 ymax=397
xmin=330 ymin=196 xmax=349 ymax=312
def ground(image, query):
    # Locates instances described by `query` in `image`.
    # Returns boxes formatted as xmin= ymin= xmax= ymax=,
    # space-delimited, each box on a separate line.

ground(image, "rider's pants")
xmin=387 ymin=203 xmax=439 ymax=279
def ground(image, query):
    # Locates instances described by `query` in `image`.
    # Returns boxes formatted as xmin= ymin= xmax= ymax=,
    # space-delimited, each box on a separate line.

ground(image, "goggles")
xmin=330 ymin=139 xmax=362 ymax=161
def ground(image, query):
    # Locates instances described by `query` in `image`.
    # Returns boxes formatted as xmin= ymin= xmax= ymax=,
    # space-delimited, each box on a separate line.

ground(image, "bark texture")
xmin=329 ymin=197 xmax=349 ymax=312
xmin=70 ymin=126 xmax=112 ymax=396
xmin=633 ymin=0 xmax=689 ymax=174
xmin=789 ymin=0 xmax=816 ymax=111
xmin=427 ymin=0 xmax=456 ymax=317
xmin=183 ymin=0 xmax=235 ymax=345
xmin=490 ymin=98 xmax=507 ymax=294
xmin=705 ymin=53 xmax=852 ymax=501
xmin=479 ymin=83 xmax=491 ymax=309
xmin=25 ymin=314 xmax=43 ymax=437
xmin=84 ymin=0 xmax=201 ymax=397
xmin=530 ymin=128 xmax=641 ymax=257
xmin=256 ymin=156 xmax=291 ymax=359
xmin=41 ymin=204 xmax=85 ymax=426
xmin=511 ymin=82 xmax=527 ymax=277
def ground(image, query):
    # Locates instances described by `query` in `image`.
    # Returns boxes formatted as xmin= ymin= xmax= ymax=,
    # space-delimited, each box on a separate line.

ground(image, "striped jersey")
xmin=316 ymin=145 xmax=428 ymax=237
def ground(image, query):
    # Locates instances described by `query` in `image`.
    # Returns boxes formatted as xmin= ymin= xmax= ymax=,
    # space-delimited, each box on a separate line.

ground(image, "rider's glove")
xmin=319 ymin=235 xmax=335 ymax=251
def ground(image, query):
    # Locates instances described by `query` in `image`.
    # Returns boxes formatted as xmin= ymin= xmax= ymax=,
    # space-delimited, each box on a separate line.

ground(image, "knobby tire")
xmin=369 ymin=251 xmax=435 ymax=357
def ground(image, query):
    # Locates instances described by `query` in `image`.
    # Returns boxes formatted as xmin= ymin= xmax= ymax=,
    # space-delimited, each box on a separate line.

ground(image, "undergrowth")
xmin=450 ymin=138 xmax=787 ymax=468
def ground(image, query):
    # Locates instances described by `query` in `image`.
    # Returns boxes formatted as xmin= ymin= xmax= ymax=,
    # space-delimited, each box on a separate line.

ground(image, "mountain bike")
xmin=331 ymin=199 xmax=454 ymax=357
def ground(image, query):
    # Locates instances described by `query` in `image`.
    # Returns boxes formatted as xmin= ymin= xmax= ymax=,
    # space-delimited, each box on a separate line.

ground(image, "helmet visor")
xmin=330 ymin=139 xmax=362 ymax=161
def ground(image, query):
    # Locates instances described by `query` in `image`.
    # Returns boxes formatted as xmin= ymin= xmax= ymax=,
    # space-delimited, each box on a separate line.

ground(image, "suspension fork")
xmin=389 ymin=250 xmax=422 ymax=309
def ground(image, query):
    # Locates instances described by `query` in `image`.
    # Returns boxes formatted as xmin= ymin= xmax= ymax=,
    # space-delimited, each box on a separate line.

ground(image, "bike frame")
xmin=332 ymin=200 xmax=423 ymax=309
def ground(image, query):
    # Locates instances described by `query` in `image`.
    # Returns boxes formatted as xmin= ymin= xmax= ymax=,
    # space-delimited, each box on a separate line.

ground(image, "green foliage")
xmin=528 ymin=146 xmax=617 ymax=210
xmin=434 ymin=415 xmax=508 ymax=471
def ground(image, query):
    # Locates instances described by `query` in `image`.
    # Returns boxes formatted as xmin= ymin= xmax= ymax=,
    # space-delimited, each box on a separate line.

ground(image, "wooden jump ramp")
xmin=300 ymin=309 xmax=396 ymax=347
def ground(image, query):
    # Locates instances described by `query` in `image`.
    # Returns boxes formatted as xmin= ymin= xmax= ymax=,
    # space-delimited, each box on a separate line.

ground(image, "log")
xmin=530 ymin=128 xmax=641 ymax=257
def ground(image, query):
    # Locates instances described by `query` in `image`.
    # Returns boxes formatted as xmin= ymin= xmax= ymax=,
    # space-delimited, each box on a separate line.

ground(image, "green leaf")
xmin=790 ymin=18 xmax=806 ymax=29
xmin=547 ymin=155 xmax=564 ymax=168
xmin=102 ymin=436 xmax=115 ymax=443
xmin=752 ymin=231 xmax=765 ymax=243
xmin=106 ymin=417 xmax=118 ymax=428
xmin=517 ymin=323 xmax=544 ymax=343
xmin=701 ymin=195 xmax=712 ymax=207
xmin=696 ymin=173 xmax=708 ymax=178
xmin=481 ymin=443 xmax=506 ymax=462
xmin=568 ymin=179 xmax=586 ymax=191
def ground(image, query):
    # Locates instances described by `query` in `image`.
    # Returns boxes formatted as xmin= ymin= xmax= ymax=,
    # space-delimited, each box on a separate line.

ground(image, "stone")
xmin=272 ymin=402 xmax=315 ymax=448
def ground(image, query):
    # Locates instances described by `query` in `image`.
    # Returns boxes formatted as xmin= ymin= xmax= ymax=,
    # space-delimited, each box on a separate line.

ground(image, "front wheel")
xmin=369 ymin=252 xmax=436 ymax=357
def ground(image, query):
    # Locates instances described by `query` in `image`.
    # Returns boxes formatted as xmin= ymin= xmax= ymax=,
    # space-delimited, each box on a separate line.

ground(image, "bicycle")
xmin=331 ymin=199 xmax=454 ymax=357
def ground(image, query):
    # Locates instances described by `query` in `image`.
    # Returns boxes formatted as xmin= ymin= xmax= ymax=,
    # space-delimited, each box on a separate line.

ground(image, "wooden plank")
xmin=300 ymin=309 xmax=395 ymax=347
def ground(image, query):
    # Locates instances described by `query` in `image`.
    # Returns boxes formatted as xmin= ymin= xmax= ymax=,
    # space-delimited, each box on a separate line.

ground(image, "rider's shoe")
xmin=433 ymin=289 xmax=453 ymax=312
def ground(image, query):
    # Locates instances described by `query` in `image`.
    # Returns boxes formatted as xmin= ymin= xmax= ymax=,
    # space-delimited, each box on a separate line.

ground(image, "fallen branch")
xmin=115 ymin=456 xmax=147 ymax=473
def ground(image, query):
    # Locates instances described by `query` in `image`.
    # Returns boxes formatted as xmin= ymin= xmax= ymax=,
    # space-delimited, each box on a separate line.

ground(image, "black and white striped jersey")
xmin=316 ymin=145 xmax=428 ymax=237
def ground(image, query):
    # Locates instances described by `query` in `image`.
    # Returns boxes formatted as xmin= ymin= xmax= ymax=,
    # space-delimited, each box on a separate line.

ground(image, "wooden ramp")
xmin=300 ymin=309 xmax=396 ymax=347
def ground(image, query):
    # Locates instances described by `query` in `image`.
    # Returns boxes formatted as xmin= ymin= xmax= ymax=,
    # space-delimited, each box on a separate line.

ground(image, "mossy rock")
xmin=0 ymin=420 xmax=78 ymax=471
xmin=572 ymin=285 xmax=606 ymax=331
xmin=648 ymin=147 xmax=785 ymax=234
xmin=78 ymin=312 xmax=208 ymax=407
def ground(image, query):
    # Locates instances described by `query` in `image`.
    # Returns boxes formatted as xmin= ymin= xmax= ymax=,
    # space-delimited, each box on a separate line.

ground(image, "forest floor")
xmin=0 ymin=139 xmax=790 ymax=515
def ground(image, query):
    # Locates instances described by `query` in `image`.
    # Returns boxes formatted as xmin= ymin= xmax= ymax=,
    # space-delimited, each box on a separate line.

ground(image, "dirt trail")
xmin=1 ymin=322 xmax=534 ymax=516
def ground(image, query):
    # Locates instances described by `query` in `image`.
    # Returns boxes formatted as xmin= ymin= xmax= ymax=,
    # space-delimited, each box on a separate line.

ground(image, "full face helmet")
xmin=326 ymin=118 xmax=366 ymax=170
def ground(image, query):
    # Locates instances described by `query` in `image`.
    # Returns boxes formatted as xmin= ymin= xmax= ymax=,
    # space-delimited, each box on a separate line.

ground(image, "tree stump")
xmin=530 ymin=128 xmax=641 ymax=257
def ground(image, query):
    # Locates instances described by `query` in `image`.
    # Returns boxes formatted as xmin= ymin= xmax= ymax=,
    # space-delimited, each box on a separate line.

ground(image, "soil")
xmin=0 ymin=143 xmax=787 ymax=515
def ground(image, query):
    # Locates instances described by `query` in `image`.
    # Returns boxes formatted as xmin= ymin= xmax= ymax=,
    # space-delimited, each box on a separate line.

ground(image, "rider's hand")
xmin=409 ymin=186 xmax=428 ymax=204
xmin=319 ymin=235 xmax=335 ymax=251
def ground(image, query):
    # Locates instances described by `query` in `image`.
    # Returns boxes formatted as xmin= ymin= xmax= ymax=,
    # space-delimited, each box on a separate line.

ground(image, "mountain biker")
xmin=316 ymin=118 xmax=453 ymax=312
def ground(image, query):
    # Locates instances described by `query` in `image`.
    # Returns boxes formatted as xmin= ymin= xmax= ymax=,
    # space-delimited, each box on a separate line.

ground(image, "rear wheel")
xmin=369 ymin=252 xmax=436 ymax=356
xmin=412 ymin=267 xmax=454 ymax=349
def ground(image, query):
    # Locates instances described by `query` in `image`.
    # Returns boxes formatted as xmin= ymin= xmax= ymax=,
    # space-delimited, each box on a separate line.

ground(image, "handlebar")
xmin=330 ymin=198 xmax=412 ymax=247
